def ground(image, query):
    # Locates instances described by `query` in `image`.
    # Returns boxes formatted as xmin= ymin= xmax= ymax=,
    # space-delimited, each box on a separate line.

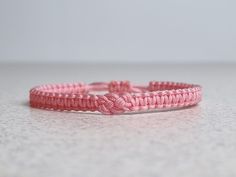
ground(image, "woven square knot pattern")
xmin=29 ymin=80 xmax=202 ymax=115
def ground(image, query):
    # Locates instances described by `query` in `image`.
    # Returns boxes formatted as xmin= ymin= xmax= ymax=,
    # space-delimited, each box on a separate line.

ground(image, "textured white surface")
xmin=0 ymin=63 xmax=236 ymax=177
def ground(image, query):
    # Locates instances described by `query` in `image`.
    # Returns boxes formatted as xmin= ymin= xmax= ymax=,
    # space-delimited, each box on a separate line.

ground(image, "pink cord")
xmin=29 ymin=81 xmax=202 ymax=115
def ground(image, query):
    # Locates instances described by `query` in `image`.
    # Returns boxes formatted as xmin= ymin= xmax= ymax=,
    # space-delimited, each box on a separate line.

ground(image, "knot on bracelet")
xmin=108 ymin=80 xmax=131 ymax=93
xmin=97 ymin=93 xmax=129 ymax=114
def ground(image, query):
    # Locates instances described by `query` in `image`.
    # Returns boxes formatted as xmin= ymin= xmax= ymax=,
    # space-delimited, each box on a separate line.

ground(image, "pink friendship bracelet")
xmin=29 ymin=81 xmax=202 ymax=115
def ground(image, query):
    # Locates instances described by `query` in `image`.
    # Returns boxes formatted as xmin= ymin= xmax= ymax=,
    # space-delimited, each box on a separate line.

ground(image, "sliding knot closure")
xmin=108 ymin=80 xmax=131 ymax=93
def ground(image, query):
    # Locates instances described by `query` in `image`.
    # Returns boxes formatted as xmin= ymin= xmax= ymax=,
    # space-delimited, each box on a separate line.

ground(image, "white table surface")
xmin=0 ymin=63 xmax=235 ymax=177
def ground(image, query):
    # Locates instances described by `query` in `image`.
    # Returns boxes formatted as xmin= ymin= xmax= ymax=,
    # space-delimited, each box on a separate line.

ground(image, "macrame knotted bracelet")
xmin=29 ymin=81 xmax=202 ymax=115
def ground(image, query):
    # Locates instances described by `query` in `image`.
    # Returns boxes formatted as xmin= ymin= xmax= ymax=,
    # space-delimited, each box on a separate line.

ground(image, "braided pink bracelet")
xmin=29 ymin=81 xmax=202 ymax=115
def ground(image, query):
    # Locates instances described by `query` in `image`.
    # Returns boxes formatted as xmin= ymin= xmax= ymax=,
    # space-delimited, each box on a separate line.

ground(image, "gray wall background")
xmin=0 ymin=0 xmax=235 ymax=63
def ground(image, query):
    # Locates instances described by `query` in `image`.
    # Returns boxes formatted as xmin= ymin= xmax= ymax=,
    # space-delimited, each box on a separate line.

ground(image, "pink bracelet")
xmin=29 ymin=81 xmax=202 ymax=115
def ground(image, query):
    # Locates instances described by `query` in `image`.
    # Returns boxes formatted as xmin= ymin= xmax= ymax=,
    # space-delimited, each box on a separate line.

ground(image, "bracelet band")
xmin=29 ymin=81 xmax=202 ymax=115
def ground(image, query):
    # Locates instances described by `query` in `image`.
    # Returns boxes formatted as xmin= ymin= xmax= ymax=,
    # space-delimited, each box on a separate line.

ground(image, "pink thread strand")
xmin=29 ymin=81 xmax=202 ymax=115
